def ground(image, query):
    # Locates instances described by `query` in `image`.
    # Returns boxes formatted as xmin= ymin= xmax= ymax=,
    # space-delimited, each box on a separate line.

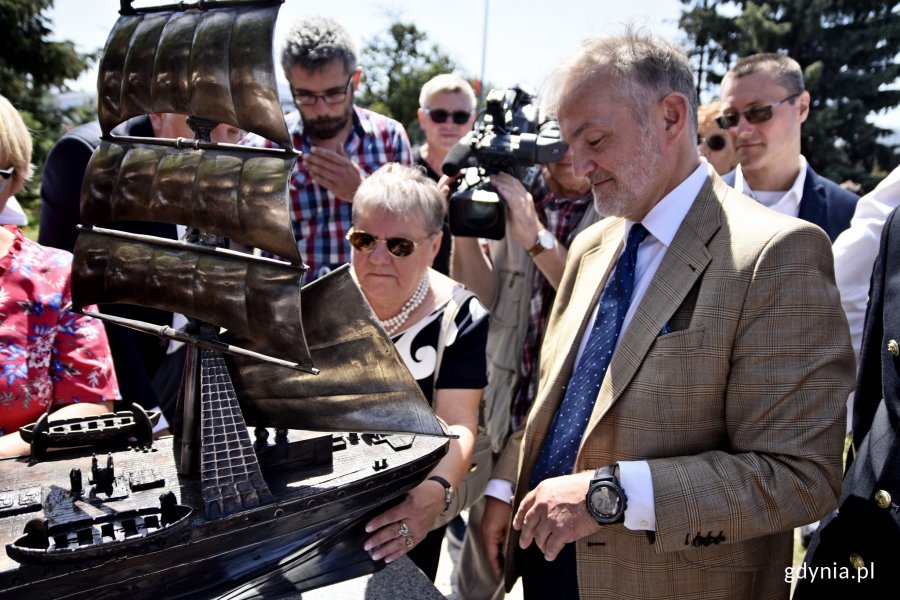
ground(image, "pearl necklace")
xmin=380 ymin=273 xmax=430 ymax=336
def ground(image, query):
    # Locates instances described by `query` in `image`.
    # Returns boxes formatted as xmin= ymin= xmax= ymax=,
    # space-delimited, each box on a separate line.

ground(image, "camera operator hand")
xmin=491 ymin=173 xmax=567 ymax=289
xmin=490 ymin=173 xmax=540 ymax=249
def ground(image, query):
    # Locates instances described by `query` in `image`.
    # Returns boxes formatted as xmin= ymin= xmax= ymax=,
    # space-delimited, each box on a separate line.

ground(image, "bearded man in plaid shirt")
xmin=243 ymin=15 xmax=411 ymax=280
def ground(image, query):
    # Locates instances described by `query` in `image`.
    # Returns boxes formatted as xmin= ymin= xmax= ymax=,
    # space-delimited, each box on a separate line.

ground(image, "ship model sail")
xmin=0 ymin=1 xmax=450 ymax=598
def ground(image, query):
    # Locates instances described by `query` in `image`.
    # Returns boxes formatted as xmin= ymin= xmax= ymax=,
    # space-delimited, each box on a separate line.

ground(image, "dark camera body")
xmin=442 ymin=86 xmax=568 ymax=239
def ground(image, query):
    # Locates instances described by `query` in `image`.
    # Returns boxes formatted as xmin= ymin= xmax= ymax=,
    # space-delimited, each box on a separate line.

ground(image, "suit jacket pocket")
xmin=649 ymin=327 xmax=705 ymax=355
xmin=675 ymin=533 xmax=779 ymax=571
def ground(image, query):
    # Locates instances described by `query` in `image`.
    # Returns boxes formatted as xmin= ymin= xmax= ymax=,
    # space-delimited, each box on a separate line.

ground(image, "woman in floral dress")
xmin=0 ymin=94 xmax=119 ymax=458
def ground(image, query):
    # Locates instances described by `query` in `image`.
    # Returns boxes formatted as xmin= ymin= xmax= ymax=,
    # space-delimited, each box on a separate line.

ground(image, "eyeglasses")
xmin=715 ymin=93 xmax=802 ymax=129
xmin=291 ymin=73 xmax=354 ymax=106
xmin=346 ymin=229 xmax=435 ymax=258
xmin=424 ymin=108 xmax=471 ymax=125
xmin=697 ymin=134 xmax=727 ymax=151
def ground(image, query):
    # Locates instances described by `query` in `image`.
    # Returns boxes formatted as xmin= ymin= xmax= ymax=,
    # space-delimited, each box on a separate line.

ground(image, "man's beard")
xmin=303 ymin=105 xmax=353 ymax=140
xmin=591 ymin=124 xmax=661 ymax=218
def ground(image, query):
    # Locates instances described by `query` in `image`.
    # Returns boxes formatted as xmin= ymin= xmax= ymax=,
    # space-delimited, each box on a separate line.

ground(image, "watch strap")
xmin=527 ymin=239 xmax=547 ymax=257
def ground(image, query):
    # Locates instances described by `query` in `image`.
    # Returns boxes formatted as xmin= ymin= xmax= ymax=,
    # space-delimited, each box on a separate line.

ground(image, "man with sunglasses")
xmin=242 ymin=16 xmax=412 ymax=282
xmin=719 ymin=53 xmax=858 ymax=241
xmin=413 ymin=74 xmax=477 ymax=276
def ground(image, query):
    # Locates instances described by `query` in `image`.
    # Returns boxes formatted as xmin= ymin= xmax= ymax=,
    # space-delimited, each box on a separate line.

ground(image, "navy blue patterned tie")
xmin=530 ymin=223 xmax=650 ymax=487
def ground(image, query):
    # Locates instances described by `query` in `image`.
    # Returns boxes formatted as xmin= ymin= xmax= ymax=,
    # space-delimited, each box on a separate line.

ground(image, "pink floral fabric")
xmin=0 ymin=226 xmax=120 ymax=434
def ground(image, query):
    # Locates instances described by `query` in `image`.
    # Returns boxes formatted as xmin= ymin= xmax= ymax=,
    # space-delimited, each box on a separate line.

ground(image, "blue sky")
xmin=47 ymin=0 xmax=897 ymax=129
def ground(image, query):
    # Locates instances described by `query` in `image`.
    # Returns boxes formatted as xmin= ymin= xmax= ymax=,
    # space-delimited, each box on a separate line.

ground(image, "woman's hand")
xmin=363 ymin=479 xmax=446 ymax=563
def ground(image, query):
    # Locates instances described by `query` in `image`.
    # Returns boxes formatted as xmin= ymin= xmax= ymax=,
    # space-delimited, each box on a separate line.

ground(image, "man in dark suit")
xmin=718 ymin=53 xmax=858 ymax=241
xmin=795 ymin=177 xmax=900 ymax=594
xmin=38 ymin=113 xmax=241 ymax=423
xmin=479 ymin=28 xmax=855 ymax=600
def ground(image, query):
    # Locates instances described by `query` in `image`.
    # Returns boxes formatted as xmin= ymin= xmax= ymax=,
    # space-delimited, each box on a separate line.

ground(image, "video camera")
xmin=441 ymin=86 xmax=568 ymax=239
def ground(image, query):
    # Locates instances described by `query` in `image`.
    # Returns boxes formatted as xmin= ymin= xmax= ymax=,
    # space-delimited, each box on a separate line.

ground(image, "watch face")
xmin=590 ymin=483 xmax=622 ymax=516
xmin=538 ymin=229 xmax=555 ymax=249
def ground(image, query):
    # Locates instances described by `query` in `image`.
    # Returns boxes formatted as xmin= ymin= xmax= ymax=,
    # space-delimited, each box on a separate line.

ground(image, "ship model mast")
xmin=0 ymin=2 xmax=450 ymax=597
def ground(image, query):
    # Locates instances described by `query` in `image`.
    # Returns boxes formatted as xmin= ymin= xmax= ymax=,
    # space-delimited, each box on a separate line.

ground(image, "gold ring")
xmin=405 ymin=536 xmax=415 ymax=547
xmin=398 ymin=522 xmax=409 ymax=537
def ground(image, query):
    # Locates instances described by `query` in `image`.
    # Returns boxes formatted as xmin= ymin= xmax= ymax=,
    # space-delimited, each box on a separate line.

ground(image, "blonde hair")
xmin=697 ymin=99 xmax=725 ymax=130
xmin=0 ymin=94 xmax=33 ymax=196
xmin=419 ymin=74 xmax=476 ymax=111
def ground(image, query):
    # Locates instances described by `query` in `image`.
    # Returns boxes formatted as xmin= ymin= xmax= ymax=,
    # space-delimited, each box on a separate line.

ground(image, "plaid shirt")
xmin=511 ymin=186 xmax=595 ymax=431
xmin=243 ymin=107 xmax=412 ymax=280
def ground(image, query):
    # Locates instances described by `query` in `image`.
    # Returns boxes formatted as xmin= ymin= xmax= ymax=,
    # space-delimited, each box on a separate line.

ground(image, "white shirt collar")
xmin=733 ymin=156 xmax=808 ymax=217
xmin=0 ymin=196 xmax=28 ymax=226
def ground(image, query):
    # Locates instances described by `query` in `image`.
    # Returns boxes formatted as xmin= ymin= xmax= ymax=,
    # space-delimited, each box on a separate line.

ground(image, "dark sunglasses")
xmin=0 ymin=166 xmax=14 ymax=179
xmin=715 ymin=92 xmax=802 ymax=129
xmin=425 ymin=108 xmax=471 ymax=125
xmin=346 ymin=229 xmax=434 ymax=258
xmin=698 ymin=134 xmax=727 ymax=151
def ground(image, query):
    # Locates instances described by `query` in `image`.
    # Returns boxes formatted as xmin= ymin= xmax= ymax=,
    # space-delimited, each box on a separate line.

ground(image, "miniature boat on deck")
xmin=17 ymin=406 xmax=160 ymax=452
xmin=6 ymin=491 xmax=193 ymax=565
xmin=0 ymin=2 xmax=450 ymax=598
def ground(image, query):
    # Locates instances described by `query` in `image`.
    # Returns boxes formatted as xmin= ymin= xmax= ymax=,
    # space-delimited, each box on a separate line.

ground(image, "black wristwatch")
xmin=429 ymin=476 xmax=454 ymax=512
xmin=585 ymin=465 xmax=627 ymax=525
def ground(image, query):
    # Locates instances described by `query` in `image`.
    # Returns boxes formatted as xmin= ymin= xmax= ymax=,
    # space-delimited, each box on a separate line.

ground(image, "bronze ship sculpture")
xmin=0 ymin=1 xmax=450 ymax=597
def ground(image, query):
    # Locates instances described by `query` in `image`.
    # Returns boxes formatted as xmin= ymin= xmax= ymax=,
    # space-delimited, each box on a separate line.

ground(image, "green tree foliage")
xmin=678 ymin=0 xmax=900 ymax=190
xmin=357 ymin=21 xmax=463 ymax=145
xmin=0 ymin=0 xmax=93 ymax=214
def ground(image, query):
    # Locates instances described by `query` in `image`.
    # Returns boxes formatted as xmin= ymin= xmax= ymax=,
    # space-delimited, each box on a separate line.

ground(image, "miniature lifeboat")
xmin=5 ymin=491 xmax=192 ymax=565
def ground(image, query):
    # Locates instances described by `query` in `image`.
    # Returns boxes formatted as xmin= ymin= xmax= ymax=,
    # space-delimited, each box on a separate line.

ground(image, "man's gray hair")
xmin=281 ymin=16 xmax=358 ymax=75
xmin=352 ymin=164 xmax=447 ymax=234
xmin=542 ymin=26 xmax=698 ymax=136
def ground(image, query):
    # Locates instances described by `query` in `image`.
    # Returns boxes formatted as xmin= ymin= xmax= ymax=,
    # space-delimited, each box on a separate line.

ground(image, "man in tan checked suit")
xmin=478 ymin=28 xmax=856 ymax=599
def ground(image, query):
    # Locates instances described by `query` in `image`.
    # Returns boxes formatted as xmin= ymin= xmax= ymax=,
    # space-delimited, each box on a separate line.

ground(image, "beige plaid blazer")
xmin=496 ymin=171 xmax=856 ymax=599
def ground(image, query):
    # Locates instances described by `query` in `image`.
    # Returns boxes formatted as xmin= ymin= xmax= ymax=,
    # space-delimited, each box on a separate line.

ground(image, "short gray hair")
xmin=352 ymin=164 xmax=446 ymax=234
xmin=419 ymin=74 xmax=476 ymax=110
xmin=543 ymin=26 xmax=698 ymax=136
xmin=281 ymin=16 xmax=357 ymax=75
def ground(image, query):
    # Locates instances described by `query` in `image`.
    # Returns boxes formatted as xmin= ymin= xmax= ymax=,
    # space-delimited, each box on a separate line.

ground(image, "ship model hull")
xmin=0 ymin=1 xmax=453 ymax=597
xmin=0 ymin=432 xmax=447 ymax=599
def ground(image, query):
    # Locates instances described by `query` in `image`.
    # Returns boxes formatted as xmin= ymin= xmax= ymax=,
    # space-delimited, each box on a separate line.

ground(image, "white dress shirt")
xmin=832 ymin=165 xmax=900 ymax=360
xmin=486 ymin=163 xmax=708 ymax=534
xmin=733 ymin=155 xmax=807 ymax=218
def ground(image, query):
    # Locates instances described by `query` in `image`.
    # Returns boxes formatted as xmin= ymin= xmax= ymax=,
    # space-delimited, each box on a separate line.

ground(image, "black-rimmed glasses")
xmin=715 ymin=92 xmax=802 ymax=129
xmin=697 ymin=134 xmax=727 ymax=151
xmin=346 ymin=229 xmax=434 ymax=258
xmin=291 ymin=73 xmax=354 ymax=106
xmin=424 ymin=108 xmax=471 ymax=125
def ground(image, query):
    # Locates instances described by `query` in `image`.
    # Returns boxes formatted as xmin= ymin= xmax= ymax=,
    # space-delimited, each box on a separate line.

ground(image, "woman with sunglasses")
xmin=0 ymin=94 xmax=120 ymax=458
xmin=354 ymin=163 xmax=489 ymax=582
xmin=696 ymin=99 xmax=738 ymax=175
